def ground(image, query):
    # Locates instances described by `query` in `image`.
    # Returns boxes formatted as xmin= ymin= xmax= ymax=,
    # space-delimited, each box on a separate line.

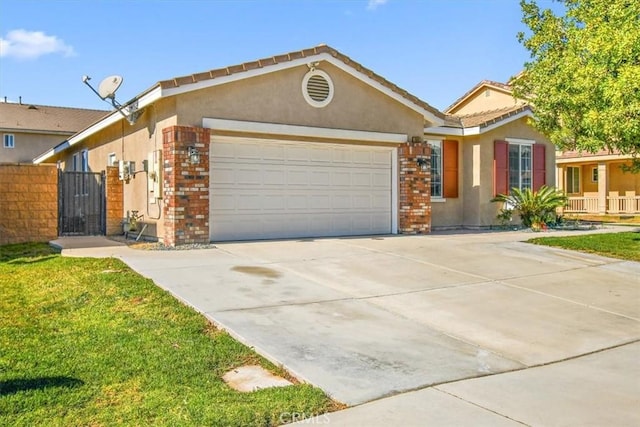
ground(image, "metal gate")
xmin=58 ymin=171 xmax=106 ymax=236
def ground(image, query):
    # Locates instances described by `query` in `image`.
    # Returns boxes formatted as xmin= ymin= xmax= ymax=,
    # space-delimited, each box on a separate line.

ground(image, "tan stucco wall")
xmin=429 ymin=117 xmax=556 ymax=228
xmin=450 ymin=88 xmax=524 ymax=116
xmin=1 ymin=131 xmax=70 ymax=163
xmin=175 ymin=62 xmax=425 ymax=138
xmin=46 ymin=64 xmax=431 ymax=240
xmin=51 ymin=98 xmax=177 ymax=240
xmin=610 ymin=162 xmax=640 ymax=193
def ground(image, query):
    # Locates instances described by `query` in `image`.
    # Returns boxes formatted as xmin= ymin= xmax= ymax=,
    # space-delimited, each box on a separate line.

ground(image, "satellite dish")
xmin=98 ymin=75 xmax=123 ymax=100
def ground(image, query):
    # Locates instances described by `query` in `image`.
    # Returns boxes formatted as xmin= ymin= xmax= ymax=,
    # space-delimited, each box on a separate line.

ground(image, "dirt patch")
xmin=222 ymin=365 xmax=292 ymax=392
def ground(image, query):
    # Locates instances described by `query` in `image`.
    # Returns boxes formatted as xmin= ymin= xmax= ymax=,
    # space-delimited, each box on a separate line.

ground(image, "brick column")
xmin=398 ymin=142 xmax=431 ymax=234
xmin=105 ymin=166 xmax=124 ymax=235
xmin=162 ymin=126 xmax=210 ymax=246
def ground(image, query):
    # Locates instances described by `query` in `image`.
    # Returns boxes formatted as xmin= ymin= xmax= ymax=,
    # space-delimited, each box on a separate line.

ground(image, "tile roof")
xmin=444 ymin=79 xmax=513 ymax=114
xmin=157 ymin=44 xmax=445 ymax=121
xmin=0 ymin=102 xmax=108 ymax=134
xmin=442 ymin=105 xmax=532 ymax=129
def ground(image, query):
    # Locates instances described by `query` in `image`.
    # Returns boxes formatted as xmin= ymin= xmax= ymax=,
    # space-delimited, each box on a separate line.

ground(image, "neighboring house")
xmin=556 ymin=150 xmax=639 ymax=215
xmin=0 ymin=100 xmax=107 ymax=163
xmin=425 ymin=80 xmax=556 ymax=229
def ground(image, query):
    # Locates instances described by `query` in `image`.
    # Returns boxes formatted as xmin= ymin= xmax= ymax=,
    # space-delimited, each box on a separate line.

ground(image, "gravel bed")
xmin=107 ymin=235 xmax=217 ymax=251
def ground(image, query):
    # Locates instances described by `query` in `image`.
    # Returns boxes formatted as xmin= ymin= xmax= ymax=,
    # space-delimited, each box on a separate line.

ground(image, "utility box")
xmin=148 ymin=150 xmax=162 ymax=202
xmin=118 ymin=160 xmax=135 ymax=182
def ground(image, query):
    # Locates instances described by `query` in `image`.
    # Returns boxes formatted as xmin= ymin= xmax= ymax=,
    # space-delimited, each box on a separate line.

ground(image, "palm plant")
xmin=491 ymin=185 xmax=568 ymax=229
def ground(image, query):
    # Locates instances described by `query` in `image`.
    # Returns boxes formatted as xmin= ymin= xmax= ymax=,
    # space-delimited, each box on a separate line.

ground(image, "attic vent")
xmin=302 ymin=70 xmax=333 ymax=108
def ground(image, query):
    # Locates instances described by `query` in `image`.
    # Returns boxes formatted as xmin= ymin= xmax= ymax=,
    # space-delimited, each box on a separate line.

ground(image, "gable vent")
xmin=307 ymin=75 xmax=330 ymax=102
xmin=302 ymin=69 xmax=334 ymax=108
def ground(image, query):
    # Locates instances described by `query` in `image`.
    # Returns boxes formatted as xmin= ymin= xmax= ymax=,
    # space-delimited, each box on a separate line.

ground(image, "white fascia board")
xmin=424 ymin=110 xmax=533 ymax=137
xmin=556 ymin=154 xmax=633 ymax=164
xmin=423 ymin=127 xmax=464 ymax=137
xmin=34 ymin=86 xmax=163 ymax=163
xmin=163 ymin=52 xmax=444 ymax=126
xmin=203 ymin=118 xmax=407 ymax=144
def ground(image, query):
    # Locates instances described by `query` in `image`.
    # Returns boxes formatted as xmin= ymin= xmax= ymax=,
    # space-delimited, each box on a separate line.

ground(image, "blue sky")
xmin=0 ymin=0 xmax=560 ymax=112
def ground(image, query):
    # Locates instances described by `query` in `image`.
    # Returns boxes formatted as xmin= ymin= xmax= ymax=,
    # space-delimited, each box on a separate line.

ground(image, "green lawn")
xmin=528 ymin=231 xmax=640 ymax=261
xmin=0 ymin=243 xmax=338 ymax=426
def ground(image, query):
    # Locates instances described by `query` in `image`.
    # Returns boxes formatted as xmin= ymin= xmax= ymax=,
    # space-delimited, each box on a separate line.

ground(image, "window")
xmin=494 ymin=139 xmax=545 ymax=196
xmin=108 ymin=153 xmax=117 ymax=167
xmin=567 ymin=166 xmax=580 ymax=194
xmin=508 ymin=143 xmax=532 ymax=192
xmin=72 ymin=150 xmax=89 ymax=172
xmin=72 ymin=150 xmax=89 ymax=195
xmin=3 ymin=134 xmax=15 ymax=148
xmin=429 ymin=140 xmax=442 ymax=198
xmin=591 ymin=167 xmax=598 ymax=183
xmin=428 ymin=139 xmax=458 ymax=199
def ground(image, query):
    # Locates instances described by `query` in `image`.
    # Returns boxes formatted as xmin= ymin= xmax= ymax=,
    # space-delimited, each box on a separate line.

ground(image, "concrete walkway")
xmin=51 ymin=226 xmax=640 ymax=425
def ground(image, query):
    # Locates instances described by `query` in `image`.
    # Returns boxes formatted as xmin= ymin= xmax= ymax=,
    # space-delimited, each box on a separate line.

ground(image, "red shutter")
xmin=494 ymin=140 xmax=509 ymax=196
xmin=443 ymin=140 xmax=459 ymax=198
xmin=533 ymin=144 xmax=546 ymax=191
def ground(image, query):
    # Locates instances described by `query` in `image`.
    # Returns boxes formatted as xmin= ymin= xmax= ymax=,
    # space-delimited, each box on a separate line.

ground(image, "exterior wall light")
xmin=188 ymin=146 xmax=200 ymax=165
xmin=416 ymin=157 xmax=429 ymax=172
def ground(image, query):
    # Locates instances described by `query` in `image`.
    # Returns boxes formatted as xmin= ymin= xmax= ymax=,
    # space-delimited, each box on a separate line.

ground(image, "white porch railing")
xmin=565 ymin=195 xmax=640 ymax=214
xmin=607 ymin=195 xmax=640 ymax=214
xmin=566 ymin=196 xmax=599 ymax=213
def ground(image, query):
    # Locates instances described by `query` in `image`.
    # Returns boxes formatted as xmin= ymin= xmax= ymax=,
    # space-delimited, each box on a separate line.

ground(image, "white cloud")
xmin=367 ymin=0 xmax=388 ymax=10
xmin=0 ymin=29 xmax=75 ymax=60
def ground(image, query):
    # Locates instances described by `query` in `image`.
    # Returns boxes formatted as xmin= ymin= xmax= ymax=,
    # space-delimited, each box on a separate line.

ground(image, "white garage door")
xmin=210 ymin=138 xmax=394 ymax=241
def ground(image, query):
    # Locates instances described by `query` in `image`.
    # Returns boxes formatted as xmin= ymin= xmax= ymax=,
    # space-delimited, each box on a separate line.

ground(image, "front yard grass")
xmin=0 ymin=243 xmax=338 ymax=426
xmin=528 ymin=231 xmax=640 ymax=262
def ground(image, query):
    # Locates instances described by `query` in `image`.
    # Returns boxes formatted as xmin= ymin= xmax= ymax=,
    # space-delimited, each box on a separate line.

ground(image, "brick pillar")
xmin=398 ymin=142 xmax=431 ymax=234
xmin=105 ymin=166 xmax=124 ymax=235
xmin=162 ymin=126 xmax=210 ymax=246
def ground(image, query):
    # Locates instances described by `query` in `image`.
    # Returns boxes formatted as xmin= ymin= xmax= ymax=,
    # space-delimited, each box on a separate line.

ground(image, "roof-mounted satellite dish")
xmin=98 ymin=75 xmax=123 ymax=100
xmin=82 ymin=74 xmax=141 ymax=125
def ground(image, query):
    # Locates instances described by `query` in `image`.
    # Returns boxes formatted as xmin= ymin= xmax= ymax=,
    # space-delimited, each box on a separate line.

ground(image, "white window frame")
xmin=428 ymin=139 xmax=443 ymax=199
xmin=591 ymin=166 xmax=598 ymax=183
xmin=107 ymin=152 xmax=117 ymax=167
xmin=567 ymin=166 xmax=580 ymax=194
xmin=3 ymin=134 xmax=15 ymax=148
xmin=505 ymin=138 xmax=534 ymax=193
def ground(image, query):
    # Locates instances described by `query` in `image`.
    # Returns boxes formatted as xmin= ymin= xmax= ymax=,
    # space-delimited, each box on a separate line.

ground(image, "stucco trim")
xmin=202 ymin=118 xmax=407 ymax=144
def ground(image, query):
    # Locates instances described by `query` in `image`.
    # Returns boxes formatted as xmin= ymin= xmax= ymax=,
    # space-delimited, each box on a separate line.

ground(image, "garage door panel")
xmin=210 ymin=140 xmax=393 ymax=241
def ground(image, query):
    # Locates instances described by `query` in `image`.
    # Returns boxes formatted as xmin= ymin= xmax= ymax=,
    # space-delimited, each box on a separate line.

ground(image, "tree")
xmin=492 ymin=185 xmax=568 ymax=229
xmin=513 ymin=0 xmax=640 ymax=162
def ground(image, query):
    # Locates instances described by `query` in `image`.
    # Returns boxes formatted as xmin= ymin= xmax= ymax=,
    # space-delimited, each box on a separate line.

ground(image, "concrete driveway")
xmin=54 ymin=227 xmax=640 ymax=424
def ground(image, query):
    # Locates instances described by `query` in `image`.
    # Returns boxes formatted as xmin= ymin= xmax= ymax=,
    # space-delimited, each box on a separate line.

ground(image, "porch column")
xmin=597 ymin=162 xmax=608 ymax=214
xmin=162 ymin=126 xmax=210 ymax=246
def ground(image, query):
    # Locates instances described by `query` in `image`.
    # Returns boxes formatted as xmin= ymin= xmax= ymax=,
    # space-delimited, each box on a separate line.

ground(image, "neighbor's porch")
xmin=557 ymin=160 xmax=640 ymax=215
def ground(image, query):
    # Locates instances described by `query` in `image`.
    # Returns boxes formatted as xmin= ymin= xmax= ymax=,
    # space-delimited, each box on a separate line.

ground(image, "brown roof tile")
xmin=0 ymin=102 xmax=108 ymax=134
xmin=457 ymin=105 xmax=532 ymax=128
xmin=156 ymin=44 xmax=444 ymax=121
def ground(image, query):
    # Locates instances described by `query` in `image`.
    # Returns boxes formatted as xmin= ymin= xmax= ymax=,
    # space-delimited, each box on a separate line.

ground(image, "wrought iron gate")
xmin=58 ymin=171 xmax=106 ymax=236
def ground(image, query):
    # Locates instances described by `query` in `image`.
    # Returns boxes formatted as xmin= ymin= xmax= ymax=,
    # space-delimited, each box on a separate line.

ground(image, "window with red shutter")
xmin=494 ymin=140 xmax=509 ymax=196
